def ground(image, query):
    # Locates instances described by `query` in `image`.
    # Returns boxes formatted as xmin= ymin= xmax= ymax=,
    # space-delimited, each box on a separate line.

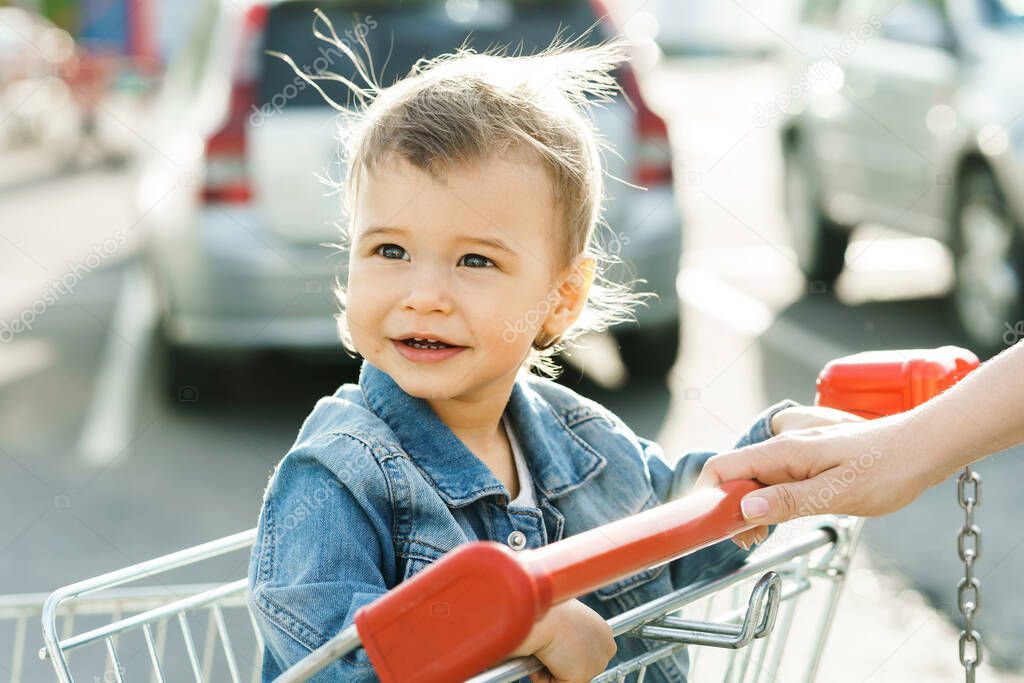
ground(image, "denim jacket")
xmin=247 ymin=359 xmax=797 ymax=682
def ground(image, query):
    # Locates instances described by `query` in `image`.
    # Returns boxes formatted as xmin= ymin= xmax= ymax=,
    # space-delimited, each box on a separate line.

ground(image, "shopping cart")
xmin=14 ymin=346 xmax=978 ymax=682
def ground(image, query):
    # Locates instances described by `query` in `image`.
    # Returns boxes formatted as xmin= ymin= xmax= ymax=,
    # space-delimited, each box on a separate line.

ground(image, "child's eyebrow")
xmin=358 ymin=225 xmax=520 ymax=259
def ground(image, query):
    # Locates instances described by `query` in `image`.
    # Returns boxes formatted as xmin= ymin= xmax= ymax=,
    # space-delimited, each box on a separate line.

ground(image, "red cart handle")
xmin=815 ymin=345 xmax=978 ymax=417
xmin=354 ymin=480 xmax=761 ymax=683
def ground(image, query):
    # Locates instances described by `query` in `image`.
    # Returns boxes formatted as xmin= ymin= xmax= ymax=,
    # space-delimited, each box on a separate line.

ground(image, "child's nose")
xmin=401 ymin=267 xmax=454 ymax=314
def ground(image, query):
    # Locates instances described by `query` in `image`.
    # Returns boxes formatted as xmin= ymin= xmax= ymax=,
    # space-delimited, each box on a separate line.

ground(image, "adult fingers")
xmin=737 ymin=475 xmax=845 ymax=525
xmin=695 ymin=436 xmax=818 ymax=492
xmin=730 ymin=527 xmax=760 ymax=550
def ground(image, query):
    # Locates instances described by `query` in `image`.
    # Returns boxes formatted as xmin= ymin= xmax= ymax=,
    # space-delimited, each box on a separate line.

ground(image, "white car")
xmin=646 ymin=0 xmax=799 ymax=57
xmin=780 ymin=0 xmax=1024 ymax=352
xmin=138 ymin=0 xmax=684 ymax=393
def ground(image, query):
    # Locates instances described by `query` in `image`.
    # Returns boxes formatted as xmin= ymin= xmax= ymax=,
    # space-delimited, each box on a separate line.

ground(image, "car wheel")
xmin=783 ymin=138 xmax=851 ymax=285
xmin=951 ymin=166 xmax=1024 ymax=353
xmin=155 ymin=318 xmax=210 ymax=405
xmin=614 ymin=321 xmax=681 ymax=380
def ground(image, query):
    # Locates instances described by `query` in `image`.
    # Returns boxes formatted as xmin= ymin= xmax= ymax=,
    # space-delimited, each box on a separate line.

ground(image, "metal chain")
xmin=957 ymin=466 xmax=982 ymax=682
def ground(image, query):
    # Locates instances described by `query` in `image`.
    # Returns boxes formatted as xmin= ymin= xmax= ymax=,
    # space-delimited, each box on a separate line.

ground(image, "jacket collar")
xmin=358 ymin=359 xmax=606 ymax=508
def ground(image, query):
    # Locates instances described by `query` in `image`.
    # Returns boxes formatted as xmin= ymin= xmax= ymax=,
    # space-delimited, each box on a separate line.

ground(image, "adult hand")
xmin=699 ymin=342 xmax=1024 ymax=548
xmin=698 ymin=410 xmax=946 ymax=549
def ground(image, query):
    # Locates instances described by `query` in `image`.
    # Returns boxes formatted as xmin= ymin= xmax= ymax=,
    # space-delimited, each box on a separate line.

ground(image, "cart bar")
xmin=41 ymin=529 xmax=255 ymax=682
xmin=38 ymin=579 xmax=248 ymax=660
xmin=522 ymin=480 xmax=762 ymax=605
xmin=339 ymin=480 xmax=760 ymax=683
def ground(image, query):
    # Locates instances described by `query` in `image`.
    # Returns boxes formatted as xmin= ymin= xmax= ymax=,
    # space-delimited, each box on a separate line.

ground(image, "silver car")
xmin=137 ymin=0 xmax=683 ymax=392
xmin=780 ymin=0 xmax=1024 ymax=351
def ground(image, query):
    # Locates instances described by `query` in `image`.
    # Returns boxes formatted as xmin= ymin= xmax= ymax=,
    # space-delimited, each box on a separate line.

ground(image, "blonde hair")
xmin=274 ymin=10 xmax=656 ymax=378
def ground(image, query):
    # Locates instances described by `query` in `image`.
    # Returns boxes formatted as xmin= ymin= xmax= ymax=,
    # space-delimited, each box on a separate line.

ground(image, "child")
xmin=246 ymin=20 xmax=859 ymax=683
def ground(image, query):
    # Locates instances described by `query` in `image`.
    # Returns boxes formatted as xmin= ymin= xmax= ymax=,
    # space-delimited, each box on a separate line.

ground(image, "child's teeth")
xmin=406 ymin=339 xmax=450 ymax=350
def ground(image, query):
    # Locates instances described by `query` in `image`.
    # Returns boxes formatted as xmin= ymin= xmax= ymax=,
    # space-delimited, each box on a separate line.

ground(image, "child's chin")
xmin=392 ymin=371 xmax=458 ymax=399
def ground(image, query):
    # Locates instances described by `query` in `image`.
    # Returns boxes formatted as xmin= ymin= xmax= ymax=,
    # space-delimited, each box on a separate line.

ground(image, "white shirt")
xmin=503 ymin=414 xmax=537 ymax=508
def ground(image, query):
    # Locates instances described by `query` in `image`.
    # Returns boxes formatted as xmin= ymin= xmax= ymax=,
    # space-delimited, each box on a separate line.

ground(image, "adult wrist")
xmin=902 ymin=399 xmax=975 ymax=487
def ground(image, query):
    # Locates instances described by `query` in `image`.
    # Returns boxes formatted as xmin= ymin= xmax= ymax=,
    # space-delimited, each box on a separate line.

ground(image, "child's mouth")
xmin=392 ymin=338 xmax=467 ymax=363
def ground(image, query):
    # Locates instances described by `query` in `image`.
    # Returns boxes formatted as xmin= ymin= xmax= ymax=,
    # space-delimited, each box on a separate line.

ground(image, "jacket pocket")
xmin=398 ymin=542 xmax=446 ymax=582
xmin=401 ymin=555 xmax=436 ymax=581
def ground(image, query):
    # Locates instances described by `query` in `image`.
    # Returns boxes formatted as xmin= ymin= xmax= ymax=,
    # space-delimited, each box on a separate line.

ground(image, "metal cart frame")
xmin=26 ymin=506 xmax=860 ymax=683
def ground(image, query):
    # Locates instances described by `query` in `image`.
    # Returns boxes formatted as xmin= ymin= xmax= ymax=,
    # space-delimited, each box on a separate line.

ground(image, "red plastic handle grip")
xmin=815 ymin=345 xmax=979 ymax=416
xmin=521 ymin=479 xmax=761 ymax=605
xmin=354 ymin=480 xmax=760 ymax=683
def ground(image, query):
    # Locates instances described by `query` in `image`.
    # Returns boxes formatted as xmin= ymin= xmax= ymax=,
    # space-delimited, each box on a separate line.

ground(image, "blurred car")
xmin=638 ymin=0 xmax=799 ymax=57
xmin=781 ymin=0 xmax=1024 ymax=352
xmin=138 ymin=0 xmax=684 ymax=391
xmin=0 ymin=7 xmax=81 ymax=163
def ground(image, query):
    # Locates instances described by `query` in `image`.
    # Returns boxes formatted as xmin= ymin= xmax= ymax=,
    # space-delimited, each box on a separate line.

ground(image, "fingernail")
xmin=741 ymin=496 xmax=770 ymax=520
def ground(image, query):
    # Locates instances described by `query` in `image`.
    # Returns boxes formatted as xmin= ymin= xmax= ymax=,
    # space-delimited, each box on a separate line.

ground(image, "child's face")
xmin=346 ymin=153 xmax=591 ymax=403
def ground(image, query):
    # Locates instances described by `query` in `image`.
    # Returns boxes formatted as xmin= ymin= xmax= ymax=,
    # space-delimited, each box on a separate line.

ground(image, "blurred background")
xmin=3 ymin=0 xmax=1024 ymax=680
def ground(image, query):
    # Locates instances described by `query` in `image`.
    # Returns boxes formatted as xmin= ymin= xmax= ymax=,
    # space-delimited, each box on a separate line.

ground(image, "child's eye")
xmin=373 ymin=244 xmax=408 ymax=260
xmin=460 ymin=253 xmax=496 ymax=269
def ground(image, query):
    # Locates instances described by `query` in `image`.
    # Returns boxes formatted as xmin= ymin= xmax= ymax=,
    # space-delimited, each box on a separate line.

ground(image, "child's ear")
xmin=543 ymin=256 xmax=596 ymax=337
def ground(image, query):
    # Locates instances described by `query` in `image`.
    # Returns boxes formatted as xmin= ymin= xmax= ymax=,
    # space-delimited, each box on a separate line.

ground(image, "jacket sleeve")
xmin=247 ymin=435 xmax=396 ymax=682
xmin=642 ymin=399 xmax=799 ymax=590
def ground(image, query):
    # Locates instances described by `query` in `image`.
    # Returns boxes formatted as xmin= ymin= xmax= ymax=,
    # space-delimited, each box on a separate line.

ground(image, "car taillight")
xmin=619 ymin=65 xmax=673 ymax=187
xmin=585 ymin=0 xmax=673 ymax=187
xmin=202 ymin=5 xmax=267 ymax=204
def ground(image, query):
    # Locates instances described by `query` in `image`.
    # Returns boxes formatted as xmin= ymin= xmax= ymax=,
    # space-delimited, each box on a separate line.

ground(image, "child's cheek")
xmin=490 ymin=300 xmax=544 ymax=353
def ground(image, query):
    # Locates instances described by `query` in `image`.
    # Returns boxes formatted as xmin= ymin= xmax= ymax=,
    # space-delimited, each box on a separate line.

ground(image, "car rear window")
xmin=257 ymin=0 xmax=609 ymax=109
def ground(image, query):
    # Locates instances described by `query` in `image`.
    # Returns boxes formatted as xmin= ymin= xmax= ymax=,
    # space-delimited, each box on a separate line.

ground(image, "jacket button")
xmin=507 ymin=530 xmax=527 ymax=551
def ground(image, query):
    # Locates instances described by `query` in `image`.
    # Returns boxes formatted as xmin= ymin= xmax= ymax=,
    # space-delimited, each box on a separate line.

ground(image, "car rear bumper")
xmin=147 ymin=205 xmax=346 ymax=351
xmin=163 ymin=311 xmax=340 ymax=349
